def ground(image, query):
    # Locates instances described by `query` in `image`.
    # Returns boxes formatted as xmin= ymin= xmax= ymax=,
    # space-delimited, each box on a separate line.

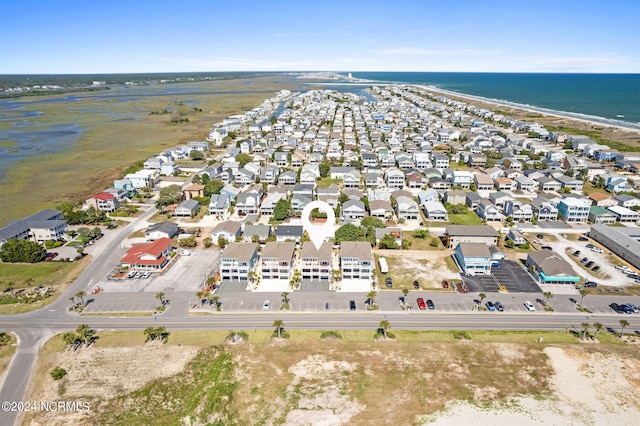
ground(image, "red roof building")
xmin=86 ymin=191 xmax=120 ymax=212
xmin=120 ymin=238 xmax=173 ymax=271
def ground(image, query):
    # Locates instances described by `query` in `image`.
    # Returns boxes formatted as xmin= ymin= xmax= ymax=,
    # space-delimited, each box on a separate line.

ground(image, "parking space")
xmin=299 ymin=280 xmax=330 ymax=292
xmin=217 ymin=280 xmax=250 ymax=294
xmin=491 ymin=260 xmax=541 ymax=293
xmin=83 ymin=292 xmax=159 ymax=313
xmin=462 ymin=275 xmax=499 ymax=293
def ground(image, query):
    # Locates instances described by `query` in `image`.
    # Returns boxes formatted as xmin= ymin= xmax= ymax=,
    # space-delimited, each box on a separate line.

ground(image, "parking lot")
xmin=461 ymin=260 xmax=541 ymax=293
xmin=99 ymin=250 xmax=220 ymax=293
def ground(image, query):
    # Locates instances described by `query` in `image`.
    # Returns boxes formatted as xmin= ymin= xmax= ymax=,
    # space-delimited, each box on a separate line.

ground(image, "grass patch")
xmin=316 ymin=177 xmax=341 ymax=189
xmin=0 ymin=332 xmax=17 ymax=378
xmin=446 ymin=210 xmax=483 ymax=225
xmin=126 ymin=229 xmax=146 ymax=239
xmin=545 ymin=125 xmax=638 ymax=152
xmin=444 ymin=255 xmax=459 ymax=272
xmin=0 ymin=256 xmax=91 ymax=315
xmin=404 ymin=233 xmax=445 ymax=250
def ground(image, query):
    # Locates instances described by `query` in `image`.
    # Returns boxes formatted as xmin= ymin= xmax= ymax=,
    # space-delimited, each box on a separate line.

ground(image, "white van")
xmin=378 ymin=257 xmax=388 ymax=274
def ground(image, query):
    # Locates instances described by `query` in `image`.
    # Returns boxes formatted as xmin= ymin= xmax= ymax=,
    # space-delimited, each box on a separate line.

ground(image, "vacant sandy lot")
xmin=22 ymin=331 xmax=640 ymax=425
xmin=376 ymin=249 xmax=459 ymax=289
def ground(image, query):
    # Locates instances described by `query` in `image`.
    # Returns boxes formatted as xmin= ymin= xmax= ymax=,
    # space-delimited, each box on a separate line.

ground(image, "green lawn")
xmin=403 ymin=233 xmax=445 ymax=250
xmin=0 ymin=261 xmax=80 ymax=288
xmin=316 ymin=177 xmax=341 ymax=189
xmin=446 ymin=211 xmax=483 ymax=225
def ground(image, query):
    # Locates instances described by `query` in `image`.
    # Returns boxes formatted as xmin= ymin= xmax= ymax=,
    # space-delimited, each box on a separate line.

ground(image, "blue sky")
xmin=2 ymin=0 xmax=639 ymax=73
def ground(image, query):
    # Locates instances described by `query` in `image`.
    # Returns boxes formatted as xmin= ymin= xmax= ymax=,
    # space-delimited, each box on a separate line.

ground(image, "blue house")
xmin=453 ymin=243 xmax=492 ymax=275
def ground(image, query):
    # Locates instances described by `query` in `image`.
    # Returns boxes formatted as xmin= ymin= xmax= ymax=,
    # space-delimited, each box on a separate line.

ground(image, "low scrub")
xmin=320 ymin=330 xmax=342 ymax=340
xmin=453 ymin=330 xmax=472 ymax=340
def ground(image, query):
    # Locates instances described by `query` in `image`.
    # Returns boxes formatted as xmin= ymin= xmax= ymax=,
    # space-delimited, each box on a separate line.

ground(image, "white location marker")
xmin=301 ymin=200 xmax=335 ymax=250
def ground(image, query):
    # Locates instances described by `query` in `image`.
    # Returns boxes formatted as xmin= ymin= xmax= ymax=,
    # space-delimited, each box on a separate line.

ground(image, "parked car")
xmin=486 ymin=301 xmax=496 ymax=311
xmin=592 ymin=266 xmax=600 ymax=272
xmin=494 ymin=301 xmax=504 ymax=312
xmin=417 ymin=298 xmax=426 ymax=310
xmin=572 ymin=250 xmax=581 ymax=256
xmin=141 ymin=271 xmax=152 ymax=279
xmin=536 ymin=234 xmax=544 ymax=239
xmin=585 ymin=261 xmax=594 ymax=268
xmin=135 ymin=271 xmax=144 ymax=278
xmin=426 ymin=299 xmax=435 ymax=310
xmin=585 ymin=243 xmax=595 ymax=249
xmin=413 ymin=280 xmax=420 ymax=289
xmin=591 ymin=247 xmax=603 ymax=254
xmin=263 ymin=300 xmax=271 ymax=311
xmin=610 ymin=303 xmax=624 ymax=313
xmin=349 ymin=300 xmax=356 ymax=311
xmin=584 ymin=281 xmax=598 ymax=288
xmin=541 ymin=246 xmax=552 ymax=251
xmin=385 ymin=277 xmax=393 ymax=288
xmin=533 ymin=239 xmax=542 ymax=244
xmin=180 ymin=249 xmax=191 ymax=256
xmin=580 ymin=257 xmax=589 ymax=264
xmin=579 ymin=236 xmax=589 ymax=241
xmin=441 ymin=280 xmax=449 ymax=288
xmin=127 ymin=271 xmax=137 ymax=279
xmin=624 ymin=303 xmax=640 ymax=313
xmin=524 ymin=301 xmax=536 ymax=312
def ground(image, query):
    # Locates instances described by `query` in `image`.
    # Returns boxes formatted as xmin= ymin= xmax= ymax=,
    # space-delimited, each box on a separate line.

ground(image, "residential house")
xmin=365 ymin=171 xmax=384 ymax=188
xmin=556 ymin=175 xmax=583 ymax=192
xmin=515 ymin=175 xmax=538 ymax=192
xmin=453 ymin=243 xmax=492 ymax=275
xmin=451 ymin=171 xmax=472 ymax=189
xmin=208 ymin=194 xmax=230 ymax=219
xmin=183 ymin=184 xmax=205 ymax=200
xmin=145 ymin=221 xmax=179 ymax=242
xmin=488 ymin=191 xmax=513 ymax=208
xmin=433 ymin=154 xmax=450 ymax=169
xmin=120 ymin=238 xmax=173 ymax=272
xmin=385 ymin=168 xmax=405 ymax=189
xmin=445 ymin=225 xmax=499 ymax=249
xmin=85 ymin=192 xmax=120 ymax=212
xmin=278 ymin=171 xmax=297 ymax=186
xmin=493 ymin=177 xmax=515 ymax=191
xmin=607 ymin=177 xmax=634 ymax=193
xmin=369 ymin=200 xmax=393 ymax=220
xmin=291 ymin=193 xmax=312 ymax=212
xmin=219 ymin=242 xmax=259 ymax=282
xmin=536 ymin=176 xmax=562 ymax=192
xmin=588 ymin=206 xmax=617 ymax=224
xmin=259 ymin=192 xmax=286 ymax=216
xmin=525 ymin=249 xmax=579 ymax=284
xmin=607 ymin=206 xmax=640 ymax=224
xmin=341 ymin=200 xmax=366 ymax=222
xmin=506 ymin=229 xmax=527 ymax=245
xmin=211 ymin=221 xmax=243 ymax=243
xmin=406 ymin=171 xmax=426 ymax=189
xmin=503 ymin=200 xmax=533 ymax=222
xmin=374 ymin=227 xmax=403 ymax=247
xmin=174 ymin=199 xmax=199 ymax=218
xmin=613 ymin=194 xmax=640 ymax=208
xmin=474 ymin=174 xmax=494 ymax=191
xmin=260 ymin=242 xmax=296 ymax=281
xmin=220 ymin=184 xmax=241 ymax=202
xmin=588 ymin=192 xmax=617 ymax=208
xmin=340 ymin=242 xmax=374 ymax=281
xmin=236 ymin=191 xmax=260 ymax=216
xmin=557 ymin=197 xmax=591 ymax=223
xmin=423 ymin=200 xmax=448 ymax=221
xmin=260 ymin=165 xmax=280 ymax=184
xmin=317 ymin=185 xmax=340 ymax=208
xmin=395 ymin=196 xmax=420 ymax=220
xmin=465 ymin=192 xmax=484 ymax=211
xmin=242 ymin=224 xmax=272 ymax=243
xmin=300 ymin=242 xmax=332 ymax=282
xmin=276 ymin=225 xmax=304 ymax=242
xmin=476 ymin=200 xmax=504 ymax=222
xmin=429 ymin=176 xmax=451 ymax=191
xmin=444 ymin=189 xmax=466 ymax=206
xmin=235 ymin=168 xmax=255 ymax=186
xmin=531 ymin=197 xmax=559 ymax=222
xmin=343 ymin=170 xmax=361 ymax=189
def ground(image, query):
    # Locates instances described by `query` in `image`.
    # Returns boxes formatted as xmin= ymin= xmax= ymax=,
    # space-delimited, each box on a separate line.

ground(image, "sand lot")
xmin=23 ymin=332 xmax=640 ymax=425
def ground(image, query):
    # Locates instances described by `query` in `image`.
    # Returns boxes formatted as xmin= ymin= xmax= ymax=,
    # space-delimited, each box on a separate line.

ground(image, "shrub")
xmin=225 ymin=331 xmax=249 ymax=343
xmin=453 ymin=330 xmax=472 ymax=340
xmin=320 ymin=330 xmax=343 ymax=339
xmin=51 ymin=366 xmax=67 ymax=380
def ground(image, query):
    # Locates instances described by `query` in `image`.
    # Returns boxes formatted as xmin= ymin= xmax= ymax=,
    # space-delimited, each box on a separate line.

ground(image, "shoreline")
xmin=412 ymin=83 xmax=640 ymax=135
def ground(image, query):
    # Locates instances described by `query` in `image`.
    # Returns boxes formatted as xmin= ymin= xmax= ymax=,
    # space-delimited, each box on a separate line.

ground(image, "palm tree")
xmin=619 ymin=319 xmax=630 ymax=337
xmin=75 ymin=290 xmax=86 ymax=307
xmin=69 ymin=296 xmax=76 ymax=309
xmin=379 ymin=320 xmax=391 ymax=339
xmin=144 ymin=326 xmax=157 ymax=342
xmin=579 ymin=288 xmax=589 ymax=307
xmin=593 ymin=322 xmax=603 ymax=340
xmin=281 ymin=292 xmax=290 ymax=305
xmin=580 ymin=322 xmax=590 ymax=340
xmin=24 ymin=277 xmax=35 ymax=287
xmin=156 ymin=292 xmax=165 ymax=305
xmin=273 ymin=319 xmax=284 ymax=338
xmin=63 ymin=332 xmax=79 ymax=350
xmin=543 ymin=291 xmax=553 ymax=304
xmin=76 ymin=323 xmax=95 ymax=347
xmin=210 ymin=295 xmax=220 ymax=309
xmin=367 ymin=291 xmax=377 ymax=307
xmin=478 ymin=293 xmax=486 ymax=306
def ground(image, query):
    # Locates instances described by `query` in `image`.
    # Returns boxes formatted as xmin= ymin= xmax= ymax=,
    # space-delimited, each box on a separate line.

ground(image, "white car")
xmin=590 ymin=247 xmax=603 ymax=253
xmin=523 ymin=301 xmax=536 ymax=312
xmin=141 ymin=271 xmax=152 ymax=279
xmin=533 ymin=239 xmax=543 ymax=244
xmin=263 ymin=300 xmax=271 ymax=311
xmin=180 ymin=250 xmax=191 ymax=256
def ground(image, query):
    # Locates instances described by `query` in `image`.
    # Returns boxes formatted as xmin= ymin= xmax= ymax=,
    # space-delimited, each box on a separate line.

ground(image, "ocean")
xmin=343 ymin=72 xmax=640 ymax=130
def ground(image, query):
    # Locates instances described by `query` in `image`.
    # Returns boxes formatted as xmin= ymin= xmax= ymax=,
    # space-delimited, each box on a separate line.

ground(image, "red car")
xmin=442 ymin=280 xmax=449 ymax=288
xmin=417 ymin=298 xmax=426 ymax=310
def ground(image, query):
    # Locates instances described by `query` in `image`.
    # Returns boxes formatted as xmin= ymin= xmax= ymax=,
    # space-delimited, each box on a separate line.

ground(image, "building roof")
xmin=212 ymin=221 xmax=242 ymax=234
xmin=276 ymin=225 xmax=304 ymax=237
xmin=527 ymin=249 xmax=577 ymax=277
xmin=340 ymin=241 xmax=373 ymax=261
xmin=300 ymin=241 xmax=332 ymax=260
xmin=262 ymin=241 xmax=296 ymax=260
xmin=93 ymin=191 xmax=116 ymax=201
xmin=146 ymin=221 xmax=178 ymax=235
xmin=457 ymin=242 xmax=491 ymax=258
xmin=445 ymin=225 xmax=499 ymax=237
xmin=121 ymin=238 xmax=172 ymax=265
xmin=221 ymin=242 xmax=258 ymax=261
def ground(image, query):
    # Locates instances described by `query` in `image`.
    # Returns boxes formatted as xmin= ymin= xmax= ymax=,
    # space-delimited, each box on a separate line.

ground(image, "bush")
xmin=271 ymin=331 xmax=290 ymax=339
xmin=320 ymin=330 xmax=342 ymax=339
xmin=453 ymin=330 xmax=472 ymax=340
xmin=225 ymin=331 xmax=249 ymax=343
xmin=203 ymin=237 xmax=213 ymax=248
xmin=51 ymin=366 xmax=67 ymax=380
